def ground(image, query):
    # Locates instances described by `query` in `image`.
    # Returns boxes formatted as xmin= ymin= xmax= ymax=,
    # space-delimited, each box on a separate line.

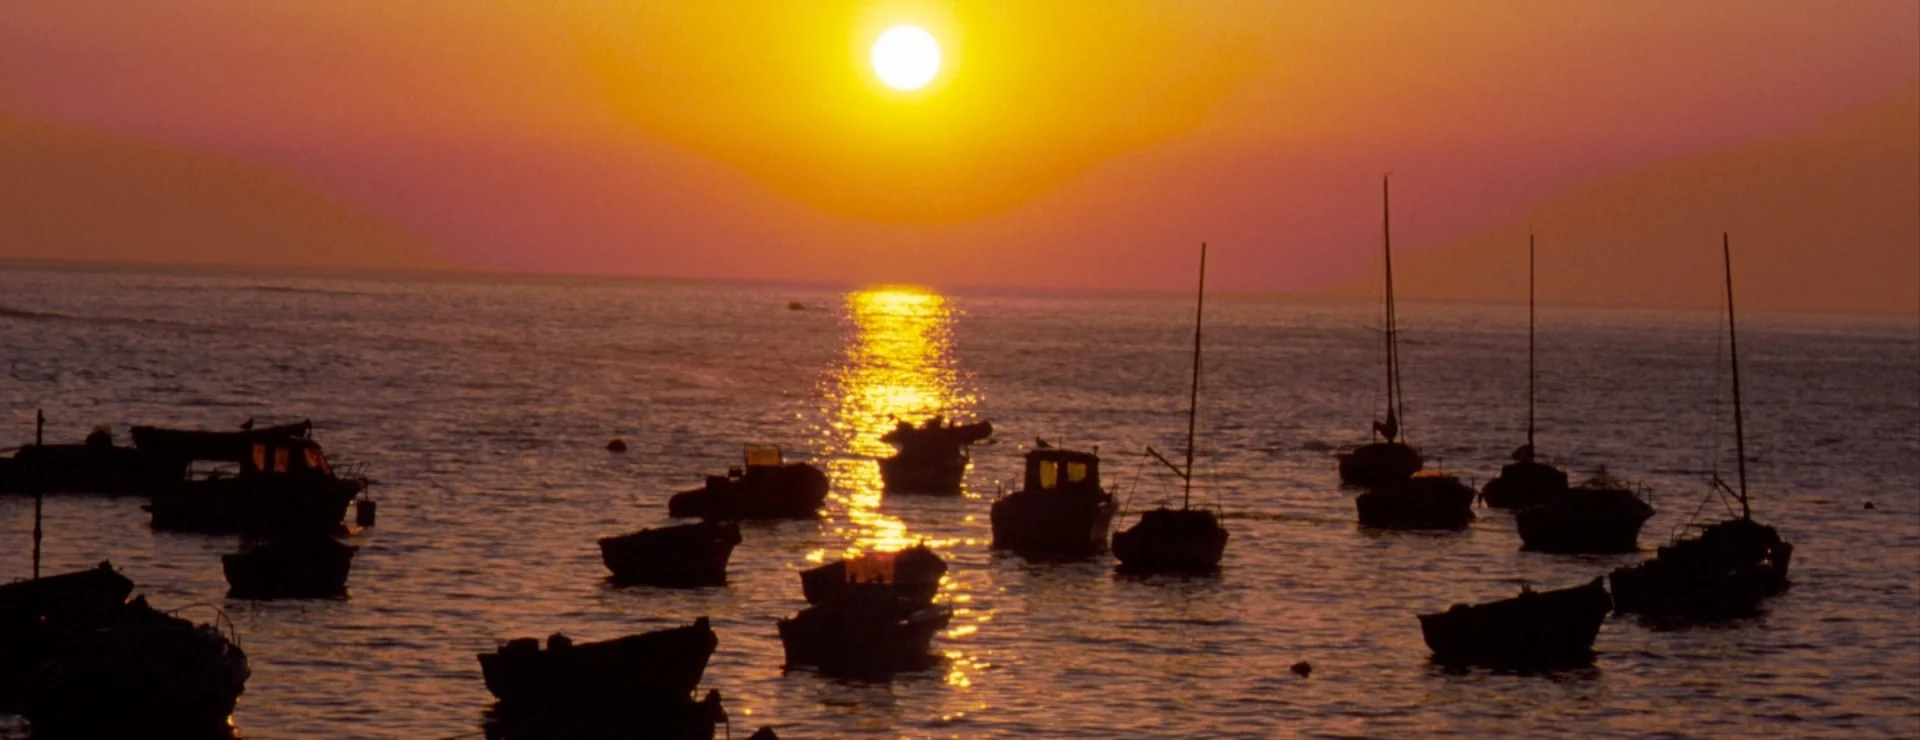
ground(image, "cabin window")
xmin=273 ymin=447 xmax=290 ymax=474
xmin=251 ymin=443 xmax=267 ymax=472
xmin=1067 ymin=462 xmax=1088 ymax=483
xmin=1038 ymin=460 xmax=1058 ymax=489
xmin=305 ymin=448 xmax=331 ymax=475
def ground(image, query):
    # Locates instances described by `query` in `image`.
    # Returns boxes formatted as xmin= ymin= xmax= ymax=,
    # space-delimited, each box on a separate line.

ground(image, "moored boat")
xmin=877 ymin=417 xmax=992 ymax=495
xmin=0 ymin=561 xmax=136 ymax=703
xmin=1517 ymin=468 xmax=1654 ymax=554
xmin=143 ymin=422 xmax=369 ymax=535
xmin=666 ymin=446 xmax=828 ymax=520
xmin=800 ymin=544 xmax=946 ymax=606
xmin=1357 ymin=473 xmax=1477 ymax=530
xmin=777 ymin=585 xmax=951 ymax=679
xmin=1338 ymin=175 xmax=1435 ymax=496
xmin=479 ymin=618 xmax=718 ymax=711
xmin=598 ymin=520 xmax=742 ymax=588
xmin=1418 ymin=577 xmax=1612 ymax=668
xmin=988 ymin=446 xmax=1117 ymax=558
xmin=1607 ymin=237 xmax=1795 ymax=619
xmin=1479 ymin=236 xmax=1574 ymax=510
xmin=1112 ymin=243 xmax=1229 ymax=574
xmin=0 ymin=422 xmax=182 ymax=495
xmin=25 ymin=596 xmax=250 ymax=738
xmin=221 ymin=536 xmax=357 ymax=599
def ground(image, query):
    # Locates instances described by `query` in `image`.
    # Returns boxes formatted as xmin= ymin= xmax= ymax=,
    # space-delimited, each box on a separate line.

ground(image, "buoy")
xmin=1290 ymin=661 xmax=1312 ymax=677
xmin=1864 ymin=501 xmax=1874 ymax=510
xmin=607 ymin=439 xmax=628 ymax=453
xmin=355 ymin=498 xmax=378 ymax=527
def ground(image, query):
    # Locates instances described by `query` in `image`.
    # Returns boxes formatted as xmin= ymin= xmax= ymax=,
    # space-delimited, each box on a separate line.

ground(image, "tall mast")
xmin=1382 ymin=174 xmax=1401 ymax=438
xmin=33 ymin=409 xmax=44 ymax=580
xmin=1723 ymin=233 xmax=1750 ymax=520
xmin=1184 ymin=243 xmax=1207 ymax=510
xmin=1527 ymin=234 xmax=1536 ymax=450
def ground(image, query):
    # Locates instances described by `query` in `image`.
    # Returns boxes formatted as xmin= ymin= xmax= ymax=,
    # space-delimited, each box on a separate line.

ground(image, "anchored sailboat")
xmin=1480 ymin=235 xmax=1571 ymax=509
xmin=1609 ymin=234 xmax=1794 ymax=617
xmin=1112 ymin=243 xmax=1229 ymax=573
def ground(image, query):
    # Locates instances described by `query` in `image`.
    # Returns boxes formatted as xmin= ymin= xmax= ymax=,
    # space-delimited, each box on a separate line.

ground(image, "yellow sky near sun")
xmin=556 ymin=1 xmax=1274 ymax=223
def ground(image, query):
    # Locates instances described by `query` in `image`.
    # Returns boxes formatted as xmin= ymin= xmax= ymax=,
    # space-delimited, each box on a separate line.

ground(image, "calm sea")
xmin=1 ymin=264 xmax=1915 ymax=738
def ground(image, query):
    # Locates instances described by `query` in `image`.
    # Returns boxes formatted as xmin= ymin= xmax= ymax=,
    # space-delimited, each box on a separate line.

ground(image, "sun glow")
xmin=871 ymin=25 xmax=941 ymax=91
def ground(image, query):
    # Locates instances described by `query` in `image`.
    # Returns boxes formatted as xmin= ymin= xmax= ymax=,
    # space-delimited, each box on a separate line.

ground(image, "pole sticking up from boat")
xmin=1527 ymin=234 xmax=1536 ymax=451
xmin=33 ymin=408 xmax=44 ymax=580
xmin=1183 ymin=243 xmax=1207 ymax=510
xmin=1723 ymin=233 xmax=1750 ymax=521
xmin=1382 ymin=174 xmax=1402 ymax=442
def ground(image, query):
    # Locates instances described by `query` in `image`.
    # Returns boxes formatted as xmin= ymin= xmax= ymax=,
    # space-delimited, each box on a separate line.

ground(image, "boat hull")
xmin=666 ymin=464 xmax=827 ymax=520
xmin=877 ymin=454 xmax=967 ymax=495
xmin=800 ymin=545 xmax=946 ymax=606
xmin=222 ymin=537 xmax=356 ymax=599
xmin=0 ymin=444 xmax=181 ymax=495
xmin=1337 ymin=442 xmax=1423 ymax=487
xmin=1480 ymin=461 xmax=1569 ymax=510
xmin=1418 ymin=577 xmax=1612 ymax=668
xmin=1609 ymin=517 xmax=1792 ymax=618
xmin=777 ymin=596 xmax=950 ymax=679
xmin=478 ymin=618 xmax=717 ymax=711
xmin=148 ymin=476 xmax=360 ymax=536
xmin=988 ymin=488 xmax=1117 ymax=558
xmin=1356 ymin=475 xmax=1476 ymax=530
xmin=26 ymin=601 xmax=250 ymax=738
xmin=598 ymin=521 xmax=741 ymax=588
xmin=1516 ymin=488 xmax=1654 ymax=554
xmin=1112 ymin=507 xmax=1229 ymax=574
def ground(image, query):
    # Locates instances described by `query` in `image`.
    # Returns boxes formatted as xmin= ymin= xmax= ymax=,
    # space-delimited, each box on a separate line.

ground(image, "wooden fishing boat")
xmin=598 ymin=520 xmax=741 ymax=588
xmin=1418 ymin=577 xmax=1612 ymax=668
xmin=667 ymin=446 xmax=828 ymax=520
xmin=877 ymin=417 xmax=992 ymax=495
xmin=222 ymin=536 xmax=357 ymax=599
xmin=988 ymin=446 xmax=1117 ymax=558
xmin=479 ymin=618 xmax=718 ymax=710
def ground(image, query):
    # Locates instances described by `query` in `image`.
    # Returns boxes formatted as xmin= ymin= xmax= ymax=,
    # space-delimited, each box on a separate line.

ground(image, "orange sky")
xmin=0 ymin=1 xmax=1915 ymax=311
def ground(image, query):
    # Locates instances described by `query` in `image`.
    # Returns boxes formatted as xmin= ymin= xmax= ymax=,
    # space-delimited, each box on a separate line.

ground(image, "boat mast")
xmin=1382 ymin=174 xmax=1402 ymax=441
xmin=33 ymin=408 xmax=43 ymax=580
xmin=1723 ymin=234 xmax=1750 ymax=520
xmin=1528 ymin=234 xmax=1536 ymax=450
xmin=1184 ymin=243 xmax=1207 ymax=510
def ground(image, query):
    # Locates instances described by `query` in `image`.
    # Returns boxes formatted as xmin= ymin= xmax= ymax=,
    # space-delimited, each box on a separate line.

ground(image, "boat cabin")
xmin=1022 ymin=449 xmax=1101 ymax=494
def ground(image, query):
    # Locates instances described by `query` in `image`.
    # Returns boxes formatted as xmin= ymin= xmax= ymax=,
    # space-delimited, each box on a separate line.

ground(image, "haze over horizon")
xmin=1 ymin=2 xmax=1914 ymax=313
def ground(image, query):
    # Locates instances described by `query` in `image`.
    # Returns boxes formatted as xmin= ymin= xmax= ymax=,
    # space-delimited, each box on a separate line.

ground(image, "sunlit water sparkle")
xmin=0 ymin=265 xmax=1914 ymax=738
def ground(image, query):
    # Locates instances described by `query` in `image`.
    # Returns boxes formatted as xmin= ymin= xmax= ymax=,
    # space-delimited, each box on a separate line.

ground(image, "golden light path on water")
xmin=814 ymin=286 xmax=986 ymax=689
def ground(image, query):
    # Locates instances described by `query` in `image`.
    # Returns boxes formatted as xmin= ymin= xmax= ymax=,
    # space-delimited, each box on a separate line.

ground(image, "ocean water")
xmin=0 ymin=264 xmax=1915 ymax=739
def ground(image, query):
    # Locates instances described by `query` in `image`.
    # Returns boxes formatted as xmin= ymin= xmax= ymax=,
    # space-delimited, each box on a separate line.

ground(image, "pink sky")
xmin=0 ymin=1 xmax=1914 ymax=308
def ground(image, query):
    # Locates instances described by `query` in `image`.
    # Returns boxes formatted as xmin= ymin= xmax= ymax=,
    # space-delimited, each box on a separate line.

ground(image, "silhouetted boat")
xmin=988 ymin=446 xmax=1117 ymax=558
xmin=1609 ymin=236 xmax=1794 ymax=618
xmin=800 ymin=544 xmax=946 ymax=606
xmin=483 ymin=689 xmax=727 ymax=740
xmin=1113 ymin=243 xmax=1228 ymax=574
xmin=598 ymin=520 xmax=742 ymax=588
xmin=0 ymin=421 xmax=183 ymax=495
xmin=1517 ymin=468 xmax=1654 ymax=554
xmin=1338 ymin=175 xmax=1428 ymax=489
xmin=1480 ymin=236 xmax=1572 ymax=510
xmin=877 ymin=417 xmax=993 ymax=495
xmin=0 ymin=561 xmax=136 ymax=704
xmin=26 ymin=596 xmax=250 ymax=739
xmin=142 ymin=421 xmax=369 ymax=535
xmin=479 ymin=618 xmax=718 ymax=712
xmin=221 ymin=536 xmax=356 ymax=599
xmin=778 ymin=584 xmax=951 ymax=679
xmin=1356 ymin=473 xmax=1477 ymax=530
xmin=666 ymin=446 xmax=828 ymax=520
xmin=1418 ymin=577 xmax=1612 ymax=668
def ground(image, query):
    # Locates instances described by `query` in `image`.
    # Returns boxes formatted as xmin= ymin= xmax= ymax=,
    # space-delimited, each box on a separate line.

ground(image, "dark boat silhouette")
xmin=0 ymin=561 xmax=136 ymax=704
xmin=0 ymin=421 xmax=183 ymax=496
xmin=141 ymin=421 xmax=369 ymax=535
xmin=483 ymin=689 xmax=727 ymax=740
xmin=988 ymin=446 xmax=1117 ymax=558
xmin=1356 ymin=473 xmax=1477 ymax=530
xmin=877 ymin=417 xmax=993 ymax=495
xmin=25 ymin=596 xmax=250 ymax=738
xmin=1113 ymin=243 xmax=1228 ymax=574
xmin=667 ymin=446 xmax=828 ymax=520
xmin=1338 ymin=176 xmax=1431 ymax=491
xmin=1480 ymin=236 xmax=1573 ymax=510
xmin=479 ymin=618 xmax=718 ymax=712
xmin=1517 ymin=468 xmax=1655 ymax=554
xmin=779 ymin=546 xmax=951 ymax=679
xmin=1418 ymin=577 xmax=1612 ymax=668
xmin=1609 ymin=236 xmax=1794 ymax=619
xmin=598 ymin=520 xmax=742 ymax=588
xmin=800 ymin=544 xmax=946 ymax=606
xmin=221 ymin=536 xmax=357 ymax=599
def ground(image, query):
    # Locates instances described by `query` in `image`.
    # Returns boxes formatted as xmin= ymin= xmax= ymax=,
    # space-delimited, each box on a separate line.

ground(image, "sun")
xmin=870 ymin=25 xmax=941 ymax=92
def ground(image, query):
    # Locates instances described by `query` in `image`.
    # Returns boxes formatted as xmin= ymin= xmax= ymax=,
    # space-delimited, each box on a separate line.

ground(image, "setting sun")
xmin=871 ymin=25 xmax=941 ymax=91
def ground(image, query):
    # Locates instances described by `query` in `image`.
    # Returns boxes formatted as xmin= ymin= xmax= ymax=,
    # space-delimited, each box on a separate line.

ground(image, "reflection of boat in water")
xmin=667 ymin=446 xmax=828 ymax=520
xmin=779 ymin=548 xmax=951 ymax=679
xmin=800 ymin=544 xmax=945 ymax=606
xmin=988 ymin=447 xmax=1117 ymax=558
xmin=221 ymin=536 xmax=357 ymax=599
xmin=141 ymin=421 xmax=370 ymax=535
xmin=1609 ymin=238 xmax=1793 ymax=619
xmin=1113 ymin=243 xmax=1228 ymax=574
xmin=1418 ymin=577 xmax=1611 ymax=668
xmin=598 ymin=521 xmax=742 ymax=588
xmin=877 ymin=417 xmax=992 ymax=495
xmin=1481 ymin=237 xmax=1573 ymax=510
xmin=1517 ymin=468 xmax=1654 ymax=554
xmin=479 ymin=618 xmax=719 ymax=721
xmin=1338 ymin=176 xmax=1429 ymax=490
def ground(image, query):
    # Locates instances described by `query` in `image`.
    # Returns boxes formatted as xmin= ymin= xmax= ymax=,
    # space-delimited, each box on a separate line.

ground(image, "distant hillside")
xmin=1388 ymin=91 xmax=1920 ymax=314
xmin=0 ymin=110 xmax=446 ymax=271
